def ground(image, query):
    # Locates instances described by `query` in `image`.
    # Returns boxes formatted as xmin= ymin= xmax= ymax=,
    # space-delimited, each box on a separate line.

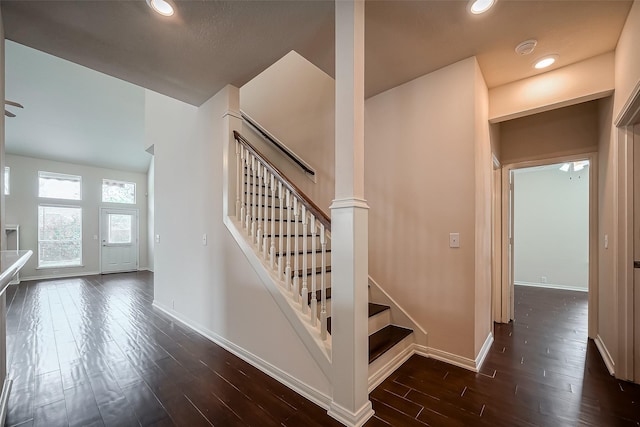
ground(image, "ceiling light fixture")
xmin=469 ymin=0 xmax=496 ymax=14
xmin=534 ymin=55 xmax=559 ymax=69
xmin=515 ymin=39 xmax=537 ymax=56
xmin=146 ymin=0 xmax=174 ymax=17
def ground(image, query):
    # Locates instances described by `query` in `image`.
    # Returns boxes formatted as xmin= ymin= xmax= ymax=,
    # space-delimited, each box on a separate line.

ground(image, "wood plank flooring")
xmin=5 ymin=274 xmax=640 ymax=426
xmin=4 ymin=272 xmax=342 ymax=427
xmin=366 ymin=285 xmax=640 ymax=426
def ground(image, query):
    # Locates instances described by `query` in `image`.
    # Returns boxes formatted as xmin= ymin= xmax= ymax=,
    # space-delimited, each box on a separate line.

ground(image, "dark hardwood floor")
xmin=5 ymin=274 xmax=640 ymax=426
xmin=366 ymin=285 xmax=640 ymax=426
xmin=4 ymin=272 xmax=342 ymax=427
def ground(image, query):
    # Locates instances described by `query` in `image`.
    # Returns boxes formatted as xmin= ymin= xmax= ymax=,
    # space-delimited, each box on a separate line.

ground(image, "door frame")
xmin=99 ymin=207 xmax=140 ymax=274
xmin=499 ymin=152 xmax=598 ymax=339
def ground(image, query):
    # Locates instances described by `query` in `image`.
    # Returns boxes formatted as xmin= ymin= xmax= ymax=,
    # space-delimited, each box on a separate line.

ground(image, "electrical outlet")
xmin=449 ymin=233 xmax=460 ymax=248
xmin=202 ymin=233 xmax=207 ymax=246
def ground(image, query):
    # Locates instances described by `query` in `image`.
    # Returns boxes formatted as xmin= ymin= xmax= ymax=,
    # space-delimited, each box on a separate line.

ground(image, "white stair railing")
xmin=234 ymin=131 xmax=332 ymax=341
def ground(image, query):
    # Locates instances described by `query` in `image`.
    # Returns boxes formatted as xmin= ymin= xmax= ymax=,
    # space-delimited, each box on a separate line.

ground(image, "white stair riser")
xmin=267 ymin=236 xmax=332 ymax=252
xmin=275 ymin=252 xmax=332 ymax=269
xmin=368 ymin=309 xmax=391 ymax=335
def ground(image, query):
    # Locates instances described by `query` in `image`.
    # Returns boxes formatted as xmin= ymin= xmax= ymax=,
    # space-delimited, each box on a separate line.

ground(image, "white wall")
xmin=240 ymin=51 xmax=335 ymax=214
xmin=147 ymin=156 xmax=155 ymax=272
xmin=366 ymin=57 xmax=492 ymax=360
xmin=4 ymin=155 xmax=149 ymax=279
xmin=147 ymin=86 xmax=331 ymax=399
xmin=513 ymin=165 xmax=589 ymax=290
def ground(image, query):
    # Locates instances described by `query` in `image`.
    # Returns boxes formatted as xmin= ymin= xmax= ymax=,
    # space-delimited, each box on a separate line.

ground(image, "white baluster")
xmin=277 ymin=182 xmax=284 ymax=280
xmin=320 ymin=224 xmax=327 ymax=340
xmin=310 ymin=216 xmax=317 ymax=326
xmin=250 ymin=156 xmax=257 ymax=238
xmin=235 ymin=140 xmax=242 ymax=220
xmin=256 ymin=164 xmax=263 ymax=250
xmin=239 ymin=146 xmax=246 ymax=224
xmin=301 ymin=206 xmax=308 ymax=313
xmin=269 ymin=175 xmax=276 ymax=269
xmin=292 ymin=198 xmax=300 ymax=302
xmin=244 ymin=150 xmax=251 ymax=233
xmin=262 ymin=172 xmax=270 ymax=259
xmin=285 ymin=190 xmax=292 ymax=291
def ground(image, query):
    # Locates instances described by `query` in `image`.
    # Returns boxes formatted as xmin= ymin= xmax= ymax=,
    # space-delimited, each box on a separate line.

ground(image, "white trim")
xmin=327 ymin=400 xmax=374 ymax=427
xmin=222 ymin=109 xmax=242 ymax=120
xmin=418 ymin=345 xmax=478 ymax=372
xmin=20 ymin=270 xmax=100 ymax=282
xmin=475 ymin=332 xmax=494 ymax=371
xmin=614 ymin=79 xmax=640 ymax=126
xmin=595 ymin=334 xmax=615 ymax=376
xmin=152 ymin=300 xmax=332 ymax=410
xmin=330 ymin=197 xmax=370 ymax=210
xmin=514 ymin=281 xmax=588 ymax=293
xmin=0 ymin=379 xmax=12 ymax=427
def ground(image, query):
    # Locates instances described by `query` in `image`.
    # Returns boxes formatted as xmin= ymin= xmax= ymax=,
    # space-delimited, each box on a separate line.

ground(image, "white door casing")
xmin=100 ymin=208 xmax=139 ymax=274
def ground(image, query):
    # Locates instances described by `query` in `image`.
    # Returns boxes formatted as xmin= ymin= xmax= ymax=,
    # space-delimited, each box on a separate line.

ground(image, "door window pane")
xmin=108 ymin=214 xmax=132 ymax=244
xmin=38 ymin=205 xmax=82 ymax=268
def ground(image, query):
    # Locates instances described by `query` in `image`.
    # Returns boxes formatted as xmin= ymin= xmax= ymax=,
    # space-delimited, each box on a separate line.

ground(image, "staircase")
xmin=232 ymin=131 xmax=414 ymax=385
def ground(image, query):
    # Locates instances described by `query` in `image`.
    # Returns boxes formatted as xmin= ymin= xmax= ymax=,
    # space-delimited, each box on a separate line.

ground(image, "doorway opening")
xmin=500 ymin=153 xmax=597 ymax=339
xmin=100 ymin=207 xmax=139 ymax=274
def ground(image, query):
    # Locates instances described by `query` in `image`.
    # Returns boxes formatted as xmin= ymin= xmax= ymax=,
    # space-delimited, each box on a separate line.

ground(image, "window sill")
xmin=36 ymin=265 xmax=85 ymax=270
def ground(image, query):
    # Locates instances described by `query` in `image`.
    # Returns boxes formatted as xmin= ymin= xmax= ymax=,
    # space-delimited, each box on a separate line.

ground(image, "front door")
xmin=100 ymin=208 xmax=138 ymax=274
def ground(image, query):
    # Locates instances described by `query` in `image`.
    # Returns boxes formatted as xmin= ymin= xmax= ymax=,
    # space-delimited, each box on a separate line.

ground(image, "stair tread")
xmin=307 ymin=287 xmax=331 ymax=305
xmin=326 ymin=303 xmax=390 ymax=333
xmin=276 ymin=248 xmax=331 ymax=256
xmin=369 ymin=325 xmax=413 ymax=364
xmin=293 ymin=266 xmax=331 ymax=278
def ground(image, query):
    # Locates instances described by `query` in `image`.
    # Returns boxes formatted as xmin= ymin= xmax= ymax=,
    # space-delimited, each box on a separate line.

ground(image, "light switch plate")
xmin=155 ymin=234 xmax=160 ymax=243
xmin=449 ymin=233 xmax=460 ymax=248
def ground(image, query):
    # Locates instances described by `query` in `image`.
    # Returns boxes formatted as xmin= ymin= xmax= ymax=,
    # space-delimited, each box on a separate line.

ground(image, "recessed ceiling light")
xmin=146 ymin=0 xmax=174 ymax=17
xmin=534 ymin=55 xmax=559 ymax=69
xmin=469 ymin=0 xmax=496 ymax=15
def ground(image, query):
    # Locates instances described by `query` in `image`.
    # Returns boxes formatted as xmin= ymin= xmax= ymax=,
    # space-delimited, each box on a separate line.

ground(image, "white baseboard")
xmin=152 ymin=300 xmax=332 ymax=411
xmin=475 ymin=332 xmax=494 ymax=371
xmin=514 ymin=281 xmax=588 ymax=292
xmin=594 ymin=334 xmax=615 ymax=376
xmin=328 ymin=400 xmax=374 ymax=427
xmin=21 ymin=270 xmax=100 ymax=282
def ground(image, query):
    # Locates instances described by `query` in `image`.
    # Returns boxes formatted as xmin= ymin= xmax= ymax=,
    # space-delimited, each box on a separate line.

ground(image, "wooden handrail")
xmin=234 ymin=131 xmax=331 ymax=230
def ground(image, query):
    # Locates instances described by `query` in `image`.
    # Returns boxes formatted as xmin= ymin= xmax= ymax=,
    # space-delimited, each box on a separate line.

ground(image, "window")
xmin=108 ymin=214 xmax=132 ymax=244
xmin=38 ymin=205 xmax=82 ymax=268
xmin=4 ymin=167 xmax=9 ymax=196
xmin=39 ymin=171 xmax=81 ymax=200
xmin=102 ymin=179 xmax=136 ymax=204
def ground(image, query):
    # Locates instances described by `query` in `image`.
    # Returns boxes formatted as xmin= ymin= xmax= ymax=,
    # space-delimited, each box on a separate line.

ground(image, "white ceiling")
xmin=4 ymin=41 xmax=150 ymax=173
xmin=0 ymin=1 xmax=633 ymax=173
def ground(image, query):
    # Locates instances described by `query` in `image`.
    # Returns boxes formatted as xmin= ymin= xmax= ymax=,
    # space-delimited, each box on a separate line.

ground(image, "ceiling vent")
xmin=515 ymin=39 xmax=537 ymax=55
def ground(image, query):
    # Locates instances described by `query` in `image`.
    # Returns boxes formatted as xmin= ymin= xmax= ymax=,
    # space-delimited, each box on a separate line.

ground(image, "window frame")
xmin=37 ymin=204 xmax=83 ymax=269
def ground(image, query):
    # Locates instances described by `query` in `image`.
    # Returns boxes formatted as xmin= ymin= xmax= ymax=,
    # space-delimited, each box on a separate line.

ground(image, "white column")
xmin=328 ymin=1 xmax=373 ymax=426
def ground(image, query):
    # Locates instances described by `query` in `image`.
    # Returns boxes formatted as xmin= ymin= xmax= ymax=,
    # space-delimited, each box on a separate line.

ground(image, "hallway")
xmin=3 ymin=274 xmax=640 ymax=426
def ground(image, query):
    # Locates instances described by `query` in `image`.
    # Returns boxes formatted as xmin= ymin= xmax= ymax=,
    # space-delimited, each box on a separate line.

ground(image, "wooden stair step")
xmin=293 ymin=266 xmax=331 ymax=278
xmin=276 ymin=248 xmax=331 ymax=257
xmin=368 ymin=325 xmax=413 ymax=364
xmin=327 ymin=303 xmax=390 ymax=334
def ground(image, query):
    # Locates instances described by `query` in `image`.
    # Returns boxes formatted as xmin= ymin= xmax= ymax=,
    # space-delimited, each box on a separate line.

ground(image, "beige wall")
xmin=597 ymin=96 xmax=617 ymax=363
xmin=473 ymin=60 xmax=493 ymax=355
xmin=489 ymin=52 xmax=614 ymax=123
xmin=614 ymin=0 xmax=640 ymax=120
xmin=366 ymin=57 xmax=488 ymax=359
xmin=500 ymin=101 xmax=600 ymax=165
xmin=240 ymin=51 xmax=335 ymax=215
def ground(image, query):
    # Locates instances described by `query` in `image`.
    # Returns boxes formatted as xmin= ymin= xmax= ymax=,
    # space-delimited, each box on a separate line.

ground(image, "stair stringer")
xmin=225 ymin=216 xmax=332 ymax=379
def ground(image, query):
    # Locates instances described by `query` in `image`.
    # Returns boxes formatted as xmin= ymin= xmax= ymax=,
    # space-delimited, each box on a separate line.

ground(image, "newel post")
xmin=222 ymin=85 xmax=242 ymax=220
xmin=328 ymin=1 xmax=373 ymax=426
